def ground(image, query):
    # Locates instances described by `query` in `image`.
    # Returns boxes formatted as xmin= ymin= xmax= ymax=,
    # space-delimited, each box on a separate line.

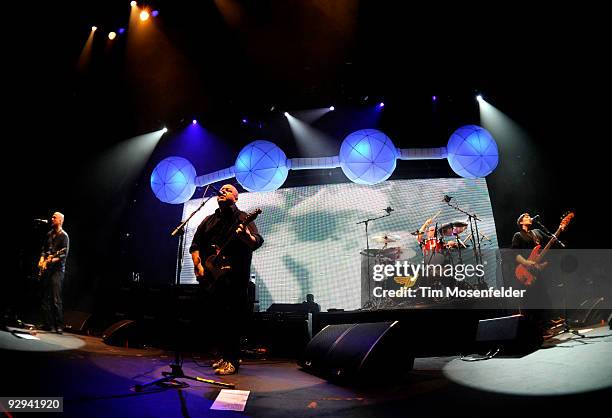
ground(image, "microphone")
xmin=385 ymin=206 xmax=394 ymax=214
xmin=443 ymin=195 xmax=452 ymax=203
xmin=206 ymin=184 xmax=223 ymax=196
xmin=34 ymin=219 xmax=48 ymax=223
xmin=531 ymin=214 xmax=540 ymax=222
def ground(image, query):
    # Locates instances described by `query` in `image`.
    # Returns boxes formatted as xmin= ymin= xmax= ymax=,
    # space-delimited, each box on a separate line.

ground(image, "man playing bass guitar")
xmin=189 ymin=184 xmax=263 ymax=376
xmin=512 ymin=213 xmax=549 ymax=281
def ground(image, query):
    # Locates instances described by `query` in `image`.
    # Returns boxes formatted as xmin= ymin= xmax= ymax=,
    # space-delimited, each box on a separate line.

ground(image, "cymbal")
xmin=372 ymin=234 xmax=401 ymax=244
xmin=439 ymin=221 xmax=468 ymax=236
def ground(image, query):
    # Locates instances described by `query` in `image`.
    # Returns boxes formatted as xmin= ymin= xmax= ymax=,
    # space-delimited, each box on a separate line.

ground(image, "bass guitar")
xmin=515 ymin=212 xmax=574 ymax=286
xmin=196 ymin=208 xmax=262 ymax=286
xmin=38 ymin=247 xmax=67 ymax=279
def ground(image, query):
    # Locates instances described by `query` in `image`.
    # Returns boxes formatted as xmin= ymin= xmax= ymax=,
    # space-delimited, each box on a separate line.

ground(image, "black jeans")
xmin=208 ymin=278 xmax=250 ymax=367
xmin=41 ymin=270 xmax=64 ymax=329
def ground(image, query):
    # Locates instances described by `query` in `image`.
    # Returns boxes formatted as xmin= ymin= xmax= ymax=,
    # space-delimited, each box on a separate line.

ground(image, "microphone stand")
xmin=171 ymin=185 xmax=214 ymax=286
xmin=532 ymin=218 xmax=566 ymax=248
xmin=531 ymin=218 xmax=581 ymax=339
xmin=135 ymin=184 xmax=234 ymax=392
xmin=357 ymin=210 xmax=392 ymax=309
xmin=445 ymin=198 xmax=486 ymax=287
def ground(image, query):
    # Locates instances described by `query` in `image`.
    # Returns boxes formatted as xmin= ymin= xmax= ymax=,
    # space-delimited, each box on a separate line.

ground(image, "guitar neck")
xmin=537 ymin=226 xmax=562 ymax=260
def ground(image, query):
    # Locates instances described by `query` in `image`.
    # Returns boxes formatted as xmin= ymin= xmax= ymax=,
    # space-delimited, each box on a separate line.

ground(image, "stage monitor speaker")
xmin=102 ymin=319 xmax=142 ymax=347
xmin=63 ymin=310 xmax=92 ymax=334
xmin=476 ymin=314 xmax=542 ymax=355
xmin=299 ymin=321 xmax=412 ymax=382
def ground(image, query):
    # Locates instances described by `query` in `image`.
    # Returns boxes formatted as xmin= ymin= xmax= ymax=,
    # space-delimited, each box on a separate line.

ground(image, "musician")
xmin=189 ymin=184 xmax=263 ymax=375
xmin=38 ymin=212 xmax=69 ymax=334
xmin=416 ymin=217 xmax=435 ymax=246
xmin=512 ymin=212 xmax=552 ymax=336
xmin=512 ymin=213 xmax=548 ymax=272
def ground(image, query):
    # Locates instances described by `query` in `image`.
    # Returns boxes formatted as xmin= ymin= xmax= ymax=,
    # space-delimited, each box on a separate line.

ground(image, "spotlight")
xmin=130 ymin=1 xmax=137 ymax=7
xmin=378 ymin=102 xmax=385 ymax=108
xmin=329 ymin=106 xmax=335 ymax=111
xmin=192 ymin=119 xmax=197 ymax=125
xmin=118 ymin=28 xmax=126 ymax=34
xmin=242 ymin=118 xmax=248 ymax=124
xmin=151 ymin=10 xmax=159 ymax=17
xmin=140 ymin=10 xmax=150 ymax=21
xmin=91 ymin=26 xmax=97 ymax=32
xmin=476 ymin=94 xmax=483 ymax=101
xmin=108 ymin=32 xmax=117 ymax=40
xmin=284 ymin=112 xmax=289 ymax=117
xmin=162 ymin=127 xmax=168 ymax=133
xmin=432 ymin=95 xmax=437 ymax=101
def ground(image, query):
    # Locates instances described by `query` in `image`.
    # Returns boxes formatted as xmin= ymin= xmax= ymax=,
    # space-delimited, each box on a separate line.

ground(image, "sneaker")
xmin=212 ymin=358 xmax=224 ymax=369
xmin=214 ymin=361 xmax=237 ymax=375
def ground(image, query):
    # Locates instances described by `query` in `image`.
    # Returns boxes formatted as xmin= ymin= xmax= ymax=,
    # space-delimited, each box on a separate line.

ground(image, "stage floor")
xmin=1 ymin=325 xmax=611 ymax=417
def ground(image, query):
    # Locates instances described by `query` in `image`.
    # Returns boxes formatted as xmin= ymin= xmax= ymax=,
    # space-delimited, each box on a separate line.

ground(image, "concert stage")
xmin=2 ymin=317 xmax=610 ymax=417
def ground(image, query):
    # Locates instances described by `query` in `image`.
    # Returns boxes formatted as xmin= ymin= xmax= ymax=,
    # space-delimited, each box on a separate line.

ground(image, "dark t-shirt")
xmin=511 ymin=229 xmax=546 ymax=260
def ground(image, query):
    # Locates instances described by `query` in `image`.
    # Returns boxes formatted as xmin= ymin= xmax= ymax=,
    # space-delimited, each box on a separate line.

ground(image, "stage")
xmin=2 ymin=322 xmax=610 ymax=417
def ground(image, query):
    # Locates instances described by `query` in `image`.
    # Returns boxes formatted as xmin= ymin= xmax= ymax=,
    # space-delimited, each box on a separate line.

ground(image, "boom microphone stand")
xmin=135 ymin=185 xmax=234 ymax=391
xmin=444 ymin=195 xmax=486 ymax=288
xmin=532 ymin=217 xmax=584 ymax=339
xmin=357 ymin=208 xmax=393 ymax=310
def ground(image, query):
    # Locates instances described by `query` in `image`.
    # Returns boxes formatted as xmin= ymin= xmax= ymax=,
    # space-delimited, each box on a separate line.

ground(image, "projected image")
xmin=180 ymin=178 xmax=499 ymax=311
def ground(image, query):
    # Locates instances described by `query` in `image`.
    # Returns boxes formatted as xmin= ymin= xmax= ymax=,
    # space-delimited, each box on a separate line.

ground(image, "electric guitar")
xmin=196 ymin=208 xmax=262 ymax=286
xmin=37 ymin=247 xmax=67 ymax=279
xmin=515 ymin=212 xmax=574 ymax=286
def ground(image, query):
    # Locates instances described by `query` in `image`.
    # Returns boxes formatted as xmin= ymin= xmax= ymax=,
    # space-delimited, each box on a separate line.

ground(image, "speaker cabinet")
xmin=476 ymin=314 xmax=542 ymax=354
xmin=102 ymin=319 xmax=142 ymax=347
xmin=63 ymin=310 xmax=92 ymax=334
xmin=299 ymin=321 xmax=412 ymax=382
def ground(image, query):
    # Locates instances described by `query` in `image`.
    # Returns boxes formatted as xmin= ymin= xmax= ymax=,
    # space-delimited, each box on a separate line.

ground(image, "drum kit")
xmin=358 ymin=200 xmax=490 ymax=309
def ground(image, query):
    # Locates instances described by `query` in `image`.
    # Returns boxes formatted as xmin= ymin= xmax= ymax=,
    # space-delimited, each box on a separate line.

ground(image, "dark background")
xmin=4 ymin=1 xmax=608 ymax=317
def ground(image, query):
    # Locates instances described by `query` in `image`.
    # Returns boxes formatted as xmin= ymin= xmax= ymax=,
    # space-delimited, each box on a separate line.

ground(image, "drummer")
xmin=416 ymin=217 xmax=441 ymax=254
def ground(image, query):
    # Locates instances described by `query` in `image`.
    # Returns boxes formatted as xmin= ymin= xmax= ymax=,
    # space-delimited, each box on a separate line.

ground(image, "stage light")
xmin=140 ymin=10 xmax=150 ymax=21
xmin=108 ymin=32 xmax=117 ymax=40
xmin=130 ymin=1 xmax=137 ymax=7
xmin=378 ymin=102 xmax=384 ymax=108
xmin=162 ymin=127 xmax=168 ymax=133
xmin=192 ymin=119 xmax=197 ymax=125
xmin=242 ymin=118 xmax=248 ymax=124
xmin=91 ymin=26 xmax=97 ymax=32
xmin=118 ymin=27 xmax=126 ymax=34
xmin=329 ymin=106 xmax=335 ymax=111
xmin=476 ymin=94 xmax=483 ymax=101
xmin=432 ymin=96 xmax=437 ymax=101
xmin=151 ymin=10 xmax=159 ymax=17
xmin=284 ymin=112 xmax=289 ymax=117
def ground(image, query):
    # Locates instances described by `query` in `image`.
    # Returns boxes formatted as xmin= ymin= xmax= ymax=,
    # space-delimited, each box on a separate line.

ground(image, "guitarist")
xmin=511 ymin=212 xmax=553 ymax=336
xmin=38 ymin=212 xmax=69 ymax=334
xmin=512 ymin=213 xmax=549 ymax=274
xmin=189 ymin=184 xmax=263 ymax=376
